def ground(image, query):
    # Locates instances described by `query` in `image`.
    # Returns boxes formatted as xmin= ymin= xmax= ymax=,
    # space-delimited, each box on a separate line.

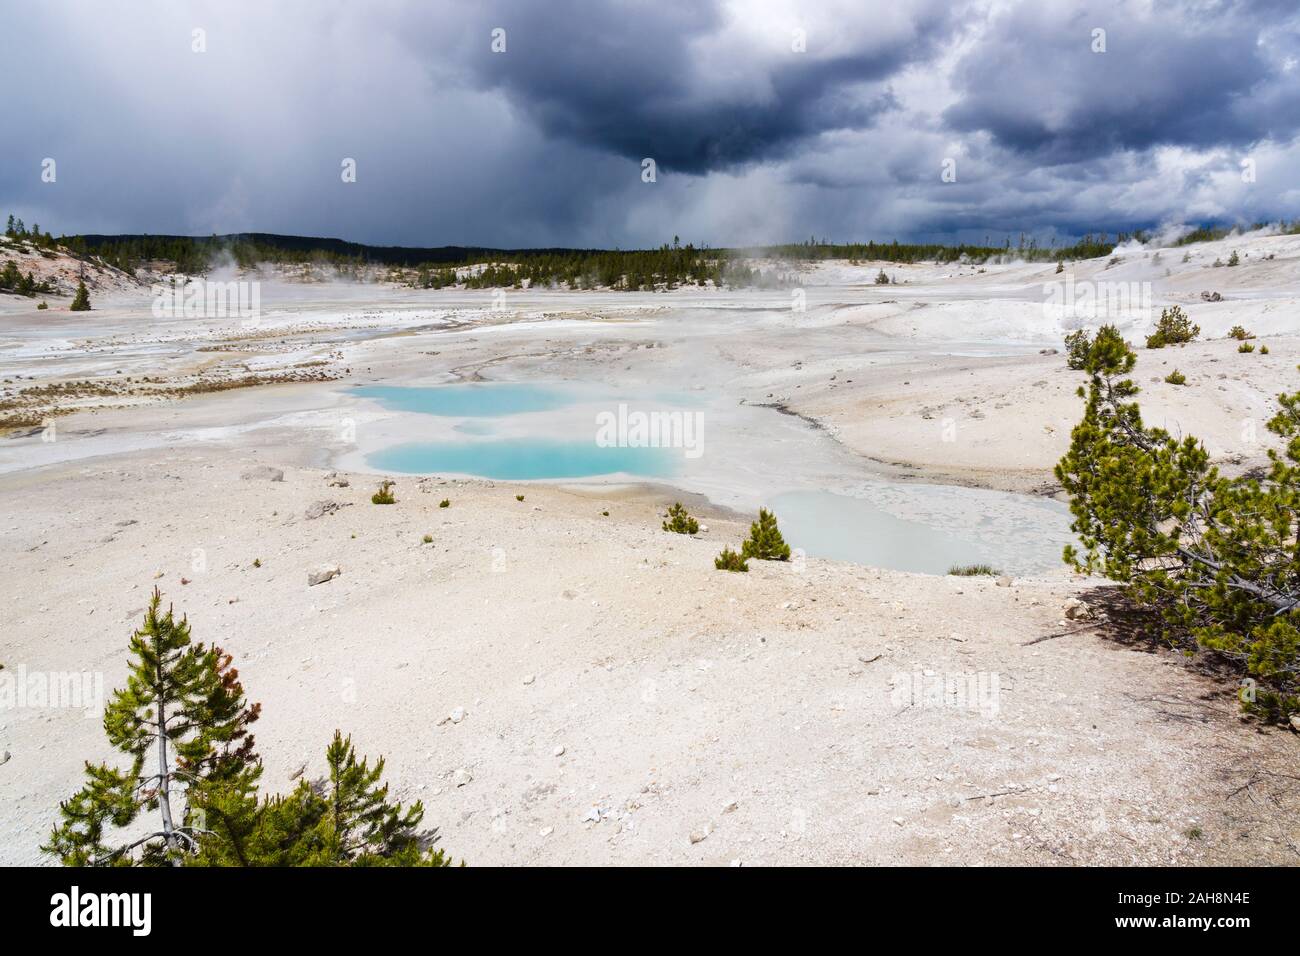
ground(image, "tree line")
xmin=34 ymin=219 xmax=1300 ymax=290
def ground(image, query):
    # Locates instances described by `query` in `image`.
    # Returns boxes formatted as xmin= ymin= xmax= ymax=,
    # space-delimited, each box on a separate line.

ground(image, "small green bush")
xmin=1065 ymin=329 xmax=1093 ymax=370
xmin=715 ymin=547 xmax=748 ymax=572
xmin=1238 ymin=341 xmax=1255 ymax=353
xmin=1227 ymin=325 xmax=1254 ymax=340
xmin=874 ymin=269 xmax=890 ymax=285
xmin=515 ymin=494 xmax=524 ymax=502
xmin=662 ymin=502 xmax=699 ymax=534
xmin=1146 ymin=306 xmax=1199 ymax=349
xmin=1226 ymin=250 xmax=1240 ymax=267
xmin=740 ymin=508 xmax=791 ymax=561
xmin=1164 ymin=369 xmax=1187 ymax=385
xmin=371 ymin=480 xmax=396 ymax=504
xmin=69 ymin=279 xmax=91 ymax=311
xmin=36 ymin=300 xmax=47 ymax=310
xmin=421 ymin=533 xmax=432 ymax=544
xmin=948 ymin=564 xmax=1000 ymax=576
xmin=1260 ymin=345 xmax=1269 ymax=355
xmin=439 ymin=498 xmax=450 ymax=508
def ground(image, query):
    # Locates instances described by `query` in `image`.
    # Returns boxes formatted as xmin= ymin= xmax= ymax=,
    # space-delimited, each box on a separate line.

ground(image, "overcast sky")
xmin=2 ymin=0 xmax=1298 ymax=248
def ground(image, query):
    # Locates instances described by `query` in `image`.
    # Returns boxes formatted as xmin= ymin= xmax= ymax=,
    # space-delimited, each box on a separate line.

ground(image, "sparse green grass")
xmin=715 ymin=547 xmax=748 ymax=572
xmin=662 ymin=501 xmax=699 ymax=534
xmin=371 ymin=480 xmax=396 ymax=504
xmin=948 ymin=564 xmax=1001 ymax=576
xmin=1146 ymin=306 xmax=1199 ymax=349
xmin=1184 ymin=826 xmax=1204 ymax=841
xmin=1164 ymin=369 xmax=1187 ymax=385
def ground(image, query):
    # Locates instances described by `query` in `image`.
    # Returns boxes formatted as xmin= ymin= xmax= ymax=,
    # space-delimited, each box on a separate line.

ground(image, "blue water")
xmin=353 ymin=381 xmax=1071 ymax=574
xmin=358 ymin=382 xmax=691 ymax=479
xmin=370 ymin=438 xmax=675 ymax=480
xmin=353 ymin=383 xmax=577 ymax=417
xmin=770 ymin=489 xmax=1071 ymax=575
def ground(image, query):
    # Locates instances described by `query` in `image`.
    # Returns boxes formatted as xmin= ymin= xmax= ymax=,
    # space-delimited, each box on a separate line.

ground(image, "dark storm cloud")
xmin=0 ymin=0 xmax=1297 ymax=247
xmin=943 ymin=0 xmax=1300 ymax=162
xmin=440 ymin=0 xmax=942 ymax=171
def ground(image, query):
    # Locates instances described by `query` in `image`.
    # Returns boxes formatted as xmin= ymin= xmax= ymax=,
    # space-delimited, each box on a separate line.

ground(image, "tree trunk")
xmin=155 ymin=695 xmax=181 ymax=866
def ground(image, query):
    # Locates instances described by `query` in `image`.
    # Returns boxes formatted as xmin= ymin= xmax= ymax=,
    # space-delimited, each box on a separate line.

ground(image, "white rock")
xmin=1063 ymin=597 xmax=1094 ymax=620
xmin=893 ymin=817 xmax=905 ymax=826
xmin=305 ymin=499 xmax=343 ymax=520
xmin=240 ymin=465 xmax=284 ymax=482
xmin=689 ymin=826 xmax=711 ymax=844
xmin=523 ymin=674 xmax=535 ymax=685
xmin=453 ymin=768 xmax=472 ymax=787
xmin=553 ymin=745 xmax=565 ymax=757
xmin=582 ymin=806 xmax=602 ymax=823
xmin=307 ymin=564 xmax=341 ymax=586
xmin=539 ymin=826 xmax=554 ymax=837
xmin=448 ymin=706 xmax=465 ymax=724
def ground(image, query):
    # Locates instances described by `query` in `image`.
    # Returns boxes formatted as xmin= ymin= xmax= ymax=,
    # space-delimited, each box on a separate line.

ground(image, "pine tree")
xmin=1145 ymin=305 xmax=1197 ymax=348
xmin=715 ymin=546 xmax=748 ymax=572
xmin=1056 ymin=325 xmax=1300 ymax=721
xmin=1064 ymin=329 xmax=1092 ymax=370
xmin=44 ymin=590 xmax=260 ymax=865
xmin=319 ymin=730 xmax=430 ymax=863
xmin=740 ymin=507 xmax=791 ymax=561
xmin=662 ymin=502 xmax=699 ymax=534
xmin=191 ymin=730 xmax=453 ymax=866
xmin=70 ymin=278 xmax=91 ymax=311
xmin=0 ymin=259 xmax=20 ymax=292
